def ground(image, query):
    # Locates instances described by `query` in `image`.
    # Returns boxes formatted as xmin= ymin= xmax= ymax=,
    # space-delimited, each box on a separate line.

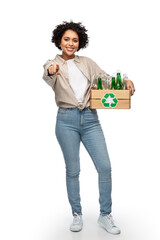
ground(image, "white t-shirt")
xmin=67 ymin=59 xmax=89 ymax=103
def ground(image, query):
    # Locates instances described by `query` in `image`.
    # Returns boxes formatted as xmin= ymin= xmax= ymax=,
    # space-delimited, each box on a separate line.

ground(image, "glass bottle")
xmin=122 ymin=73 xmax=128 ymax=90
xmin=97 ymin=77 xmax=103 ymax=90
xmin=91 ymin=74 xmax=98 ymax=89
xmin=106 ymin=76 xmax=111 ymax=89
xmin=116 ymin=71 xmax=122 ymax=90
xmin=102 ymin=74 xmax=111 ymax=90
xmin=111 ymin=76 xmax=116 ymax=89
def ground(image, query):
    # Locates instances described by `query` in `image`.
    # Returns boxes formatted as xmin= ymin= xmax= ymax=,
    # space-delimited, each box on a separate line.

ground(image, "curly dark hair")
xmin=51 ymin=21 xmax=89 ymax=51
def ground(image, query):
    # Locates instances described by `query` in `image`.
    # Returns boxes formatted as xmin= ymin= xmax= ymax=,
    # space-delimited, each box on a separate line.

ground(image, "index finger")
xmin=56 ymin=64 xmax=59 ymax=71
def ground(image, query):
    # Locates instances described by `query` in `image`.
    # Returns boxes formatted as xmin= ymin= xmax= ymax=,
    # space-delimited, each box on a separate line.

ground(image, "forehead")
xmin=62 ymin=29 xmax=79 ymax=38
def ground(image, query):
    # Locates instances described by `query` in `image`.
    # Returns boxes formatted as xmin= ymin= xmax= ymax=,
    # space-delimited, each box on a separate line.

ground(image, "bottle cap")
xmin=123 ymin=73 xmax=128 ymax=79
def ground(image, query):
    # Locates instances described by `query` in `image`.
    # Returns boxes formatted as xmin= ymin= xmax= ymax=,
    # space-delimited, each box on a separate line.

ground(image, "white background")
xmin=0 ymin=0 xmax=160 ymax=239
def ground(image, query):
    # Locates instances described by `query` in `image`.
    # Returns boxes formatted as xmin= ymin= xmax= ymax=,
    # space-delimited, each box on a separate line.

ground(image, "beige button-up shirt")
xmin=42 ymin=54 xmax=109 ymax=110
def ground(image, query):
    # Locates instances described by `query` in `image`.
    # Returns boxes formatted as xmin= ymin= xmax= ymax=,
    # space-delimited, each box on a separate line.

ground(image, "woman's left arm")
xmin=85 ymin=57 xmax=135 ymax=95
xmin=126 ymin=80 xmax=135 ymax=96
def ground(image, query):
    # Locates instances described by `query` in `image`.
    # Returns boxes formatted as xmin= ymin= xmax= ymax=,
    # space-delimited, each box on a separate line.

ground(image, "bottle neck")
xmin=117 ymin=74 xmax=121 ymax=83
xmin=97 ymin=78 xmax=103 ymax=89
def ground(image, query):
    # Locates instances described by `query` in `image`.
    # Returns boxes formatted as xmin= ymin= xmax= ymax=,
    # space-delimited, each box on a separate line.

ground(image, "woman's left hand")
xmin=126 ymin=80 xmax=135 ymax=96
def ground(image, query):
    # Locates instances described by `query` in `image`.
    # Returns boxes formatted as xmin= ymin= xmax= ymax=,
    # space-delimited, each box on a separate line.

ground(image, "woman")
xmin=42 ymin=21 xmax=135 ymax=234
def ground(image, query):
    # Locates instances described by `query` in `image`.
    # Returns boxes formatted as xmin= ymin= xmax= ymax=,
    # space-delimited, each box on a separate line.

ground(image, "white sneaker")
xmin=98 ymin=214 xmax=121 ymax=234
xmin=70 ymin=212 xmax=83 ymax=232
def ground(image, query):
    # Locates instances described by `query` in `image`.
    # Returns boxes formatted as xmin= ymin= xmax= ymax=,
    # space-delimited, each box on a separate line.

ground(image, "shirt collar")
xmin=55 ymin=54 xmax=80 ymax=65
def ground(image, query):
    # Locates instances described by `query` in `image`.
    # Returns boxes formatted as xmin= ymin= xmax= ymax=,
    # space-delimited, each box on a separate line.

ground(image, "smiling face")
xmin=60 ymin=30 xmax=79 ymax=60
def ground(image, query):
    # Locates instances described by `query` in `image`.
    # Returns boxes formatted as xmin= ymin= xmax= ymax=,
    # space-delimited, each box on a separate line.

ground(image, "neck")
xmin=61 ymin=52 xmax=75 ymax=61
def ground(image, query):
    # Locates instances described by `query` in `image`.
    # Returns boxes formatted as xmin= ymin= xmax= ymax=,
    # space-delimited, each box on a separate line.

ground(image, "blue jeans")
xmin=55 ymin=107 xmax=112 ymax=216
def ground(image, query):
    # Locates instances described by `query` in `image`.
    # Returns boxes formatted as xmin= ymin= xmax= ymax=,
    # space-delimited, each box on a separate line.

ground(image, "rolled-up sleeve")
xmin=42 ymin=59 xmax=57 ymax=89
xmin=85 ymin=57 xmax=111 ymax=80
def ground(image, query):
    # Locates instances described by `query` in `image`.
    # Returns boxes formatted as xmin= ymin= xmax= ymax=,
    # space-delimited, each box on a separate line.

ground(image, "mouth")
xmin=66 ymin=47 xmax=74 ymax=52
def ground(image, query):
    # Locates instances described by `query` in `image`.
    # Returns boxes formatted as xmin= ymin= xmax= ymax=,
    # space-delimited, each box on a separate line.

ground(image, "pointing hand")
xmin=48 ymin=64 xmax=59 ymax=75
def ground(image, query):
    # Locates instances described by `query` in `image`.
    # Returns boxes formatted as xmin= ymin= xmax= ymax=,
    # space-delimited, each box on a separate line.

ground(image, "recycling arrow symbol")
xmin=101 ymin=93 xmax=118 ymax=108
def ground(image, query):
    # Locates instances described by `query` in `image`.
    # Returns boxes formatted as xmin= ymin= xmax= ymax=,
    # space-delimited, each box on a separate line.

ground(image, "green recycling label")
xmin=101 ymin=93 xmax=118 ymax=108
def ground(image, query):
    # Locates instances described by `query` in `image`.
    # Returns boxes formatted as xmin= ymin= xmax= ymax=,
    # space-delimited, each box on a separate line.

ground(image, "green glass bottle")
xmin=116 ymin=72 xmax=122 ymax=90
xmin=111 ymin=77 xmax=116 ymax=89
xmin=97 ymin=77 xmax=103 ymax=90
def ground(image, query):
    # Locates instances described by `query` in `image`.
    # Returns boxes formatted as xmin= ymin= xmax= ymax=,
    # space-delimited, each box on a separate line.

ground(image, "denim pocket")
xmin=85 ymin=108 xmax=98 ymax=123
xmin=58 ymin=108 xmax=70 ymax=114
xmin=87 ymin=108 xmax=97 ymax=114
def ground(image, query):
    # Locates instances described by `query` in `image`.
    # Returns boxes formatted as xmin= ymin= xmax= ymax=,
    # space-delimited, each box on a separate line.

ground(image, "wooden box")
xmin=90 ymin=89 xmax=131 ymax=109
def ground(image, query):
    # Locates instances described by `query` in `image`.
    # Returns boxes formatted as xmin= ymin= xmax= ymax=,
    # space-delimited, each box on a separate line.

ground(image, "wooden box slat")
xmin=90 ymin=89 xmax=131 ymax=109
xmin=91 ymin=90 xmax=130 ymax=99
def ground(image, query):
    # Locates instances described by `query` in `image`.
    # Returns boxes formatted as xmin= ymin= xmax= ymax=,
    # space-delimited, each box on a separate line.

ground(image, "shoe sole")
xmin=98 ymin=219 xmax=121 ymax=235
xmin=70 ymin=228 xmax=82 ymax=232
xmin=70 ymin=224 xmax=83 ymax=232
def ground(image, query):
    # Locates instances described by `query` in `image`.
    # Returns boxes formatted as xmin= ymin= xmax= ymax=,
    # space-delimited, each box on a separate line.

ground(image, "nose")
xmin=68 ymin=40 xmax=73 ymax=46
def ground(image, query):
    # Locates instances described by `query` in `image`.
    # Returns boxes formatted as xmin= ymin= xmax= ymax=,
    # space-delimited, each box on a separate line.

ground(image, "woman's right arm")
xmin=42 ymin=59 xmax=59 ymax=89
